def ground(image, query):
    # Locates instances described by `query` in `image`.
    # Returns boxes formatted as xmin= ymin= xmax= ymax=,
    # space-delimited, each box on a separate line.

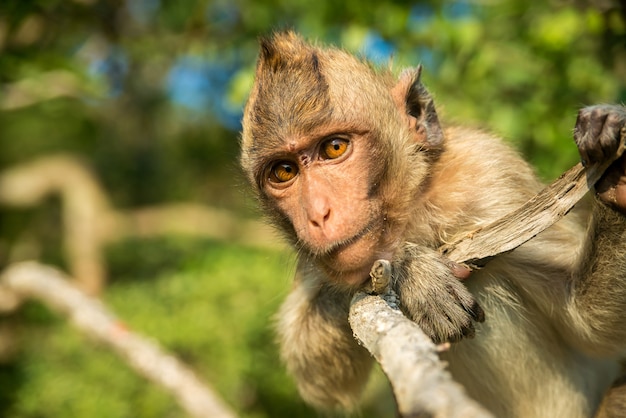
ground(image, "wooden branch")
xmin=349 ymin=260 xmax=494 ymax=418
xmin=350 ymin=293 xmax=493 ymax=417
xmin=0 ymin=261 xmax=238 ymax=418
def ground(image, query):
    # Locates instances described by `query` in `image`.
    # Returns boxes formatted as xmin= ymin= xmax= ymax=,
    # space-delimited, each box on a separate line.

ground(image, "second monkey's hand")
xmin=574 ymin=104 xmax=626 ymax=214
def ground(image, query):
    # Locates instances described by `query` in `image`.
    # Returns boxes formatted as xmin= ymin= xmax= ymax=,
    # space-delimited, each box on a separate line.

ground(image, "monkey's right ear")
xmin=391 ymin=65 xmax=444 ymax=148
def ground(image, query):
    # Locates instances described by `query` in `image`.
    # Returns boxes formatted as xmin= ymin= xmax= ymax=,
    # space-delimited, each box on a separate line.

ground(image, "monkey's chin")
xmin=320 ymin=235 xmax=389 ymax=288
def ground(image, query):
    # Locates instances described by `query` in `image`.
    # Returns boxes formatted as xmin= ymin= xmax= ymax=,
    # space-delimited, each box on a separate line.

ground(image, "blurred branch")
xmin=0 ymin=71 xmax=96 ymax=110
xmin=0 ymin=154 xmax=280 ymax=295
xmin=117 ymin=203 xmax=281 ymax=249
xmin=0 ymin=261 xmax=238 ymax=418
xmin=0 ymin=154 xmax=112 ymax=294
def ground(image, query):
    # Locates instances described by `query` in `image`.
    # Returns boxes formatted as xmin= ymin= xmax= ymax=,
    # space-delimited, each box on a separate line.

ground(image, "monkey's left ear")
xmin=391 ymin=65 xmax=444 ymax=148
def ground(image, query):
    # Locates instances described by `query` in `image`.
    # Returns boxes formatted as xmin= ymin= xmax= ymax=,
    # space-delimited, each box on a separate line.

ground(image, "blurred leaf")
xmin=532 ymin=8 xmax=583 ymax=51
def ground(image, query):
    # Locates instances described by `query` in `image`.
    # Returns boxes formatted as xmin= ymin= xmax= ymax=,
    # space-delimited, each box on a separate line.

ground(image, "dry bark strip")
xmin=0 ymin=262 xmax=238 ymax=418
xmin=442 ymin=130 xmax=625 ymax=267
xmin=441 ymin=161 xmax=617 ymax=267
xmin=349 ymin=139 xmax=625 ymax=417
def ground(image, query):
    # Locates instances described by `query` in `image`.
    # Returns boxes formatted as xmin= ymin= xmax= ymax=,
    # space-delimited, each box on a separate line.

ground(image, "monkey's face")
xmin=259 ymin=126 xmax=394 ymax=287
xmin=241 ymin=31 xmax=429 ymax=287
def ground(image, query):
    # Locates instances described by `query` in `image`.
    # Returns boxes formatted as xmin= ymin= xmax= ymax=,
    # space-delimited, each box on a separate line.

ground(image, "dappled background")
xmin=0 ymin=0 xmax=624 ymax=417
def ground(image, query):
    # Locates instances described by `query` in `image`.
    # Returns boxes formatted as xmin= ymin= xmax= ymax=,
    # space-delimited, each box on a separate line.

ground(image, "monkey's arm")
xmin=569 ymin=200 xmax=626 ymax=356
xmin=567 ymin=105 xmax=626 ymax=356
xmin=275 ymin=261 xmax=373 ymax=409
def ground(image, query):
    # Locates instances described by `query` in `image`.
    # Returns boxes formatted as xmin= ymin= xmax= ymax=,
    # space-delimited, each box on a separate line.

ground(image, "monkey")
xmin=240 ymin=31 xmax=626 ymax=418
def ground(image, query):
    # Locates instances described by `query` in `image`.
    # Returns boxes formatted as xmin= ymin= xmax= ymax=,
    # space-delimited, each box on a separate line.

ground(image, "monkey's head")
xmin=241 ymin=31 xmax=443 ymax=287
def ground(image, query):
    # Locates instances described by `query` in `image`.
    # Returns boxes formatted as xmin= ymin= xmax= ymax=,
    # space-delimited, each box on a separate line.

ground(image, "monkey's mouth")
xmin=317 ymin=227 xmax=388 ymax=284
xmin=327 ymin=231 xmax=368 ymax=256
xmin=311 ymin=222 xmax=374 ymax=259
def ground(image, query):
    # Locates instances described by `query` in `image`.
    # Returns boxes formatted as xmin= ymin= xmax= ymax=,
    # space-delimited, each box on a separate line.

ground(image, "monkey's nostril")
xmin=309 ymin=208 xmax=331 ymax=232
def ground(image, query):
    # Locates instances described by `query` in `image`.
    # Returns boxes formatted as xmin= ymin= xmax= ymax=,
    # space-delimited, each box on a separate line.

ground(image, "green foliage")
xmin=1 ymin=240 xmax=316 ymax=417
xmin=0 ymin=238 xmax=394 ymax=417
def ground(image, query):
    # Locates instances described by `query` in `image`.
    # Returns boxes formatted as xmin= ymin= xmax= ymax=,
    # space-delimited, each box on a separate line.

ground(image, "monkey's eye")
xmin=269 ymin=161 xmax=298 ymax=183
xmin=320 ymin=138 xmax=349 ymax=160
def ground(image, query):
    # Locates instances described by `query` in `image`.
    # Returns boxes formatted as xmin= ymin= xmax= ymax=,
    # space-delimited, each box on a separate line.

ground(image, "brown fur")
xmin=241 ymin=32 xmax=626 ymax=417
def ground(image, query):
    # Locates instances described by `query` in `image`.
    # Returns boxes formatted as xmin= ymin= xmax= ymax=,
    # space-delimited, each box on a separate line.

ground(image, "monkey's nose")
xmin=309 ymin=207 xmax=331 ymax=229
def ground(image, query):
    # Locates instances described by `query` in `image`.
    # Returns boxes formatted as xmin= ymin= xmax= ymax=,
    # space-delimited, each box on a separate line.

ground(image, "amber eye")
xmin=320 ymin=138 xmax=349 ymax=160
xmin=269 ymin=161 xmax=298 ymax=183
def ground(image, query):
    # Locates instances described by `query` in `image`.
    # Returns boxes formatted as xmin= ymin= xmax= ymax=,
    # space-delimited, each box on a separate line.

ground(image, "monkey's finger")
xmin=462 ymin=323 xmax=476 ymax=339
xmin=448 ymin=319 xmax=473 ymax=342
xmin=446 ymin=283 xmax=483 ymax=322
xmin=434 ymin=322 xmax=464 ymax=344
xmin=470 ymin=301 xmax=485 ymax=323
xmin=442 ymin=257 xmax=472 ymax=280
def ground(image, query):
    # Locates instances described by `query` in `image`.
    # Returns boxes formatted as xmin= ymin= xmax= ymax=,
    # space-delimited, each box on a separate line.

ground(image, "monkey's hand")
xmin=391 ymin=243 xmax=485 ymax=344
xmin=574 ymin=105 xmax=626 ymax=213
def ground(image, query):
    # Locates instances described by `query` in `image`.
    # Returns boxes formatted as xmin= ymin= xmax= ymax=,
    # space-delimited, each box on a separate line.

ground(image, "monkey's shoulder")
xmin=438 ymin=126 xmax=541 ymax=197
xmin=419 ymin=126 xmax=544 ymax=235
